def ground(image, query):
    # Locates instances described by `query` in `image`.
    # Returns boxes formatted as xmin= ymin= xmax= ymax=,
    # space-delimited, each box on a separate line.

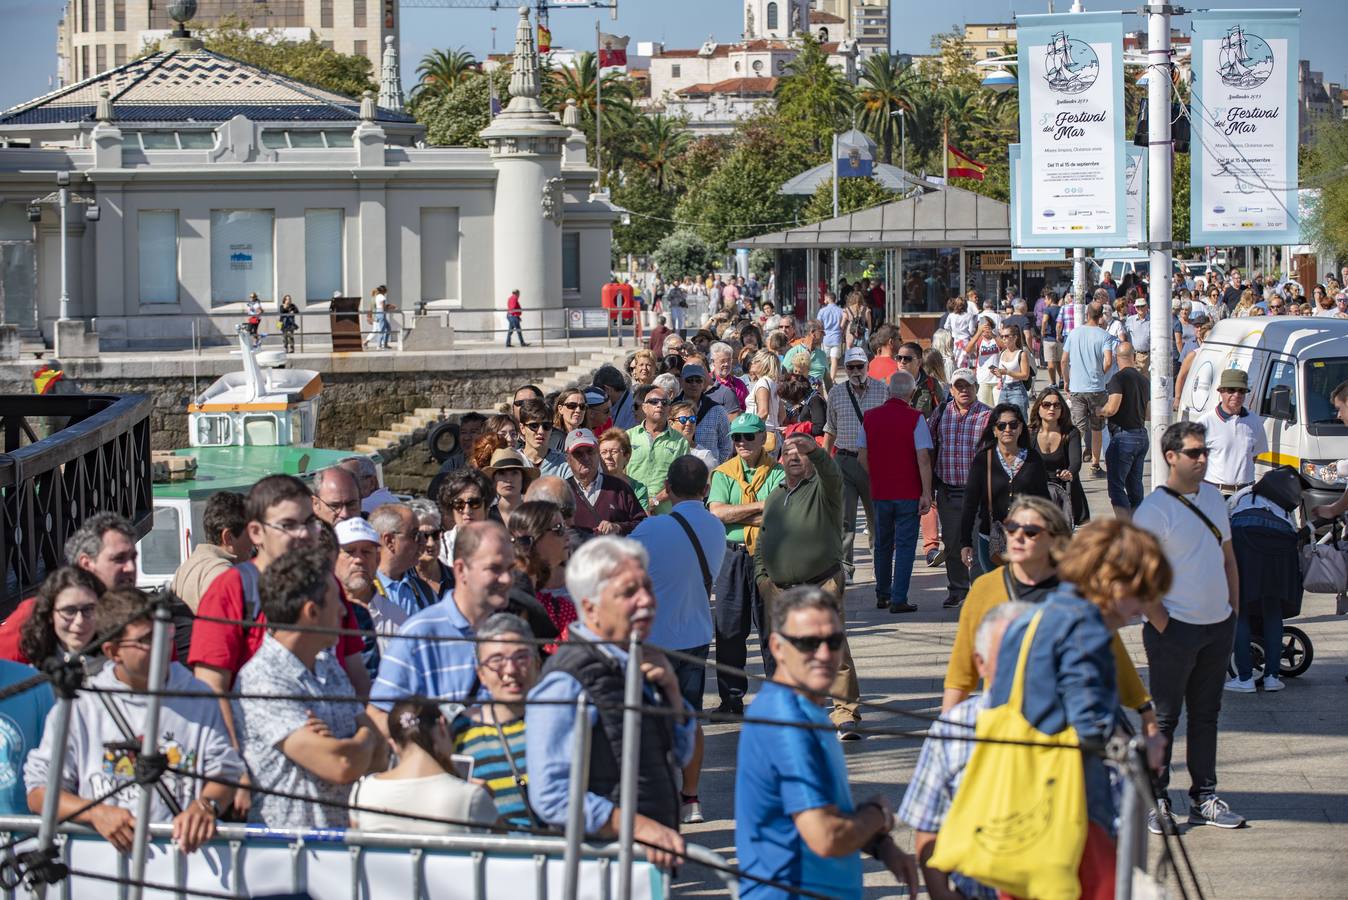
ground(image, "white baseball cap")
xmin=844 ymin=347 xmax=869 ymax=366
xmin=335 ymin=517 xmax=380 ymax=546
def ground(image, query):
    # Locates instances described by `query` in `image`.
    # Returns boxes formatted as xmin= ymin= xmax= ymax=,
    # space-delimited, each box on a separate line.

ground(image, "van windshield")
xmin=1305 ymin=358 xmax=1348 ymax=433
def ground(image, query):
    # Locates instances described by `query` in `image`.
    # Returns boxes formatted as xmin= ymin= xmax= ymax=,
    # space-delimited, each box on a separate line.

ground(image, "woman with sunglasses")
xmin=435 ymin=468 xmax=493 ymax=566
xmin=990 ymin=323 xmax=1032 ymax=416
xmin=959 ymin=403 xmax=1052 ymax=574
xmin=407 ymin=498 xmax=453 ymax=598
xmin=549 ymin=388 xmax=588 ymax=453
xmin=669 ymin=400 xmax=718 ymax=469
xmin=1029 ymin=386 xmax=1089 ymax=526
xmin=507 ymin=501 xmax=577 ymax=654
xmin=968 ymin=315 xmax=1001 ymax=407
xmin=19 ymin=566 xmax=106 ymax=670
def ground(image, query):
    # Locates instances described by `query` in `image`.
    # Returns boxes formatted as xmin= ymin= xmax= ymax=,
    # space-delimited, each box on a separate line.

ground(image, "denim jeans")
xmin=873 ymin=499 xmax=920 ymax=604
xmin=999 ymin=381 xmax=1029 ymax=417
xmin=1233 ymin=610 xmax=1284 ymax=681
xmin=505 ymin=313 xmax=525 ymax=346
xmin=1104 ymin=427 xmax=1149 ymax=509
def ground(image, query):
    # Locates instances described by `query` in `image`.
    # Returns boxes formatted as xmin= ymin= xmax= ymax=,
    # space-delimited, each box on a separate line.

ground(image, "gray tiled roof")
xmin=0 ymin=48 xmax=415 ymax=126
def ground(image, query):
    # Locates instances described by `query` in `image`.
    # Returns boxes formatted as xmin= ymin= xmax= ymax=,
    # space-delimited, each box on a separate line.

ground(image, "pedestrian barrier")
xmin=0 ymin=595 xmax=1204 ymax=900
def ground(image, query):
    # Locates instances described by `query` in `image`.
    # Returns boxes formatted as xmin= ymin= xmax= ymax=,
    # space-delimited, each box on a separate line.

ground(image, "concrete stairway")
xmin=352 ymin=345 xmax=630 ymax=458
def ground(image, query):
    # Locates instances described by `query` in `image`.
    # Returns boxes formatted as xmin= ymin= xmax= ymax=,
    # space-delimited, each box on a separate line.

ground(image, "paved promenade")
xmin=679 ymin=468 xmax=1348 ymax=898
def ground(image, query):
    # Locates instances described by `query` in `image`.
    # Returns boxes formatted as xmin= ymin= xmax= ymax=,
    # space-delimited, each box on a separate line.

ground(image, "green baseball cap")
xmin=730 ymin=412 xmax=766 ymax=435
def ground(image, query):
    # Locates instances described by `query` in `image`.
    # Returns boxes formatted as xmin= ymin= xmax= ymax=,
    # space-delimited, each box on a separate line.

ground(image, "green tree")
xmin=1172 ymin=150 xmax=1191 ymax=246
xmin=773 ymin=34 xmax=855 ymax=150
xmin=164 ymin=17 xmax=374 ymax=97
xmin=413 ymin=48 xmax=479 ymax=100
xmin=631 ymin=115 xmax=692 ymax=192
xmin=802 ymin=176 xmax=895 ymax=221
xmin=856 ymin=52 xmax=917 ymax=165
xmin=1302 ymin=120 xmax=1348 ymax=257
xmin=652 ymin=229 xmax=721 ymax=280
xmin=413 ymin=68 xmax=509 ymax=147
xmin=612 ymin=170 xmax=677 ymax=257
xmin=544 ymin=52 xmax=638 ymax=182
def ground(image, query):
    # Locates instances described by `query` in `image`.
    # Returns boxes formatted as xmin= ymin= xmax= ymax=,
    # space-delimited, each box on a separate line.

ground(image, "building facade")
xmin=2 ymin=13 xmax=616 ymax=347
xmin=58 ymin=0 xmax=394 ymax=85
xmin=962 ymin=23 xmax=1017 ymax=61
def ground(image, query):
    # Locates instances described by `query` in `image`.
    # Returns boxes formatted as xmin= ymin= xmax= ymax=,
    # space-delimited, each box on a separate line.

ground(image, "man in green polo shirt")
xmin=708 ymin=413 xmax=786 ymax=715
xmin=754 ymin=433 xmax=863 ymax=739
xmin=626 ymin=383 xmax=690 ymax=514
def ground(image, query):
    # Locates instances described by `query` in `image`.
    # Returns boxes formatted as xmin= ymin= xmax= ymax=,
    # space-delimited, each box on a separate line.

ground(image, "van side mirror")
xmin=1267 ymin=385 xmax=1293 ymax=421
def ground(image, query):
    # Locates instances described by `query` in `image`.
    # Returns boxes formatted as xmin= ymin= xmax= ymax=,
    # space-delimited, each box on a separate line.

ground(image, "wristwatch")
xmin=197 ymin=796 xmax=222 ymax=818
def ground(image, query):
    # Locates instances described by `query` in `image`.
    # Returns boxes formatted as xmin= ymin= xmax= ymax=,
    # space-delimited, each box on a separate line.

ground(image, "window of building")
xmin=987 ymin=28 xmax=999 ymax=38
xmin=80 ymin=0 xmax=88 ymax=32
xmin=322 ymin=41 xmax=334 ymax=50
xmin=354 ymin=40 xmax=367 ymax=58
xmin=752 ymin=59 xmax=763 ymax=72
xmin=114 ymin=44 xmax=126 ymax=66
xmin=288 ymin=131 xmax=325 ymax=148
xmin=562 ymin=233 xmax=580 ymax=292
xmin=766 ymin=2 xmax=778 ymax=30
xmin=113 ymin=0 xmax=125 ymax=30
xmin=95 ymin=45 xmax=106 ymax=74
xmin=210 ymin=209 xmax=274 ymax=305
xmin=419 ymin=208 xmax=460 ymax=302
xmin=179 ymin=131 xmax=215 ymax=148
xmin=81 ymin=46 xmax=89 ymax=79
xmin=671 ymin=64 xmax=681 ymax=78
xmin=140 ymin=132 xmax=177 ymax=149
xmin=354 ymin=0 xmax=366 ymax=27
xmin=321 ymin=0 xmax=333 ymax=28
xmin=94 ymin=0 xmax=105 ymax=31
xmin=304 ymin=209 xmax=344 ymax=301
xmin=138 ymin=210 xmax=179 ymax=304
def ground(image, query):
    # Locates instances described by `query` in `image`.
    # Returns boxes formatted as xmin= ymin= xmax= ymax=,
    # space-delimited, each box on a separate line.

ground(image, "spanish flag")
xmin=946 ymin=144 xmax=988 ymax=181
xmin=538 ymin=23 xmax=552 ymax=54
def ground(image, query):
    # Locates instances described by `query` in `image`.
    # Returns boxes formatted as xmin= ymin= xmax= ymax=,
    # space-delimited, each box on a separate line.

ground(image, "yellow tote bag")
xmin=927 ymin=610 xmax=1089 ymax=900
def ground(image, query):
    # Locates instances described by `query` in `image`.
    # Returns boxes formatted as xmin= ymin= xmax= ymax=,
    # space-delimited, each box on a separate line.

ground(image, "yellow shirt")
xmin=944 ymin=566 xmax=1151 ymax=710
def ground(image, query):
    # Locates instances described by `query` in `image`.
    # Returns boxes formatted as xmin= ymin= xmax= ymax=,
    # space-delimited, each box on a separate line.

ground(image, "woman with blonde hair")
xmin=746 ymin=348 xmax=784 ymax=437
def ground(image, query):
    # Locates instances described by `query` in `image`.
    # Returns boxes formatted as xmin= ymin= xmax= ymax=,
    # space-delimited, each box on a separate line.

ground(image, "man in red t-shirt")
xmin=867 ymin=325 xmax=900 ymax=384
xmin=858 ymin=371 xmax=933 ymax=615
xmin=189 ymin=475 xmax=368 ymax=697
xmin=0 ymin=512 xmax=138 ymax=663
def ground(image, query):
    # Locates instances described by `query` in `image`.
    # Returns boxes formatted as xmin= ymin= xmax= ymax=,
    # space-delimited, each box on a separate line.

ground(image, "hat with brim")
xmin=335 ymin=517 xmax=380 ymax=547
xmin=730 ymin=412 xmax=767 ymax=435
xmin=565 ymin=428 xmax=598 ymax=452
xmin=1218 ymin=368 xmax=1249 ymax=391
xmin=950 ymin=367 xmax=977 ymax=386
xmin=482 ymin=448 xmax=540 ymax=482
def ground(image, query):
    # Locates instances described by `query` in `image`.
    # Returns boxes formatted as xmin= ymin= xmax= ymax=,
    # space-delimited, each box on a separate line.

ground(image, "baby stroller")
xmin=1227 ymin=467 xmax=1314 ymax=682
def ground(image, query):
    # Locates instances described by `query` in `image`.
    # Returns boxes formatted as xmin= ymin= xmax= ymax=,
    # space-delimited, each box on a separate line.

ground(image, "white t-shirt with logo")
xmin=1134 ymin=483 xmax=1233 ymax=625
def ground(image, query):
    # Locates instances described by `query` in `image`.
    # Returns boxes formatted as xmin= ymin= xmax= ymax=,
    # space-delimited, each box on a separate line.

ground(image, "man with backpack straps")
xmin=632 ymin=456 xmax=726 ymax=825
xmin=824 ymin=347 xmax=887 ymax=582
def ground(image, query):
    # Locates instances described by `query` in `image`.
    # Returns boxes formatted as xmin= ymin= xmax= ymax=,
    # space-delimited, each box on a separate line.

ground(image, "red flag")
xmin=946 ymin=143 xmax=988 ymax=181
xmin=538 ymin=23 xmax=552 ymax=54
xmin=598 ymin=32 xmax=629 ymax=68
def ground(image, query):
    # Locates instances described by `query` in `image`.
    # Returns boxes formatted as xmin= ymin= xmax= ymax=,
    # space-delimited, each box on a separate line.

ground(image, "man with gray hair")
xmin=525 ymin=536 xmax=693 ymax=871
xmin=898 ymin=601 xmax=1031 ymax=899
xmin=706 ymin=341 xmax=746 ymax=414
xmin=858 ymin=372 xmax=934 ymax=614
xmin=370 ymin=503 xmax=438 ymax=617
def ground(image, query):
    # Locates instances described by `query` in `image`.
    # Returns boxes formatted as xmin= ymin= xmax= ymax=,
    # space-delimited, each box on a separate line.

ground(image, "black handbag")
xmin=1252 ymin=464 xmax=1306 ymax=513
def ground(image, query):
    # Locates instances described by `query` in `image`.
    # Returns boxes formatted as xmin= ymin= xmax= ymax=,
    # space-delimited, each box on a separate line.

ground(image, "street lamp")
xmin=890 ymin=108 xmax=907 ymax=173
xmin=979 ymin=68 xmax=1017 ymax=93
xmin=31 ymin=172 xmax=98 ymax=323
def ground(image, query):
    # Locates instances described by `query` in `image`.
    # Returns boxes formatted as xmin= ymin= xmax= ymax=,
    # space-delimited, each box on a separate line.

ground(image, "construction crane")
xmin=396 ymin=0 xmax=618 ymax=31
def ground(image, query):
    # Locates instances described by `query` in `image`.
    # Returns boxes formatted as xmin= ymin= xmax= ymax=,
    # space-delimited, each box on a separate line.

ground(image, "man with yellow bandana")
xmin=708 ymin=413 xmax=785 ymax=715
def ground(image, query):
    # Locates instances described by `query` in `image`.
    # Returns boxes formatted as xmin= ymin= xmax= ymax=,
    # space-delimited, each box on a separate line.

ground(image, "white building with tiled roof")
xmin=0 ymin=11 xmax=617 ymax=350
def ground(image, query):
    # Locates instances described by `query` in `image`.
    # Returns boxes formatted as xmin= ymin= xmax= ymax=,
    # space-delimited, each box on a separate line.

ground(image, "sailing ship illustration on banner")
xmin=1217 ymin=24 xmax=1274 ymax=89
xmin=1042 ymin=31 xmax=1099 ymax=94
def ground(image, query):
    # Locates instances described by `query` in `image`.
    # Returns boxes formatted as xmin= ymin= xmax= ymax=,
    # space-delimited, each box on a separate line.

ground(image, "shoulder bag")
xmin=670 ymin=511 xmax=713 ymax=597
xmin=1159 ymin=486 xmax=1222 ymax=545
xmin=986 ymin=452 xmax=1009 ymax=563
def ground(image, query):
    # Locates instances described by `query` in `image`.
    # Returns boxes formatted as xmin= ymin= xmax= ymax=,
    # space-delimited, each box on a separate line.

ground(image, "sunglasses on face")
xmin=896 ymin=354 xmax=917 ymax=362
xmin=451 ymin=497 xmax=485 ymax=512
xmin=522 ymin=421 xmax=552 ymax=432
xmin=683 ymin=376 xmax=704 ymax=384
xmin=560 ymin=401 xmax=586 ymax=411
xmin=778 ymin=632 xmax=846 ymax=654
xmin=418 ymin=528 xmax=443 ymax=541
xmin=674 ymin=415 xmax=698 ymax=425
xmin=845 ymin=364 xmax=866 ymax=372
xmin=732 ymin=433 xmax=760 ymax=443
xmin=995 ymin=420 xmax=1022 ymax=432
xmin=1178 ymin=447 xmax=1209 ymax=460
xmin=1002 ymin=520 xmax=1046 ymax=538
xmin=1039 ymin=401 xmax=1061 ymax=410
xmin=645 ymin=398 xmax=671 ymax=407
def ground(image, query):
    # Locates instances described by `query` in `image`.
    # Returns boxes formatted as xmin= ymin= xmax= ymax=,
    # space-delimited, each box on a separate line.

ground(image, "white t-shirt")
xmin=749 ymin=376 xmax=781 ymax=428
xmin=1196 ymin=407 xmax=1268 ymax=486
xmin=1134 ymin=484 xmax=1233 ymax=624
xmin=349 ymin=772 xmax=499 ymax=835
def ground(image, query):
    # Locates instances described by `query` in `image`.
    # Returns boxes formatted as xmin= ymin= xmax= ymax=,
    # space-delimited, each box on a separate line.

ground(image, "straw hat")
xmin=482 ymin=448 xmax=540 ymax=483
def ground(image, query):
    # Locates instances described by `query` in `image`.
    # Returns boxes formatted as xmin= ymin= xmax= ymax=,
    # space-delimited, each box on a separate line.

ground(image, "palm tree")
xmin=632 ymin=115 xmax=692 ymax=191
xmin=547 ymin=52 xmax=637 ymax=180
xmin=773 ymin=34 xmax=854 ymax=147
xmin=414 ymin=48 xmax=479 ymax=99
xmin=856 ymin=52 xmax=917 ymax=166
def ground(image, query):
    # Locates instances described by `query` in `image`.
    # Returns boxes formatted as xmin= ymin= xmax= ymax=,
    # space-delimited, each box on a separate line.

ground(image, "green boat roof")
xmin=153 ymin=446 xmax=361 ymax=500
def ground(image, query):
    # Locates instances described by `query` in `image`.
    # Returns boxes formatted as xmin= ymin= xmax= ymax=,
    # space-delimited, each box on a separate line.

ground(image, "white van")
xmin=1178 ymin=317 xmax=1348 ymax=509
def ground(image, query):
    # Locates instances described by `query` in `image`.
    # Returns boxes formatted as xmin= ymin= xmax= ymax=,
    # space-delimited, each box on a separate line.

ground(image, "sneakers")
xmin=680 ymin=795 xmax=704 ymax=824
xmin=1188 ymin=795 xmax=1247 ymax=829
xmin=889 ymin=601 xmax=919 ymax=614
xmin=942 ymin=595 xmax=964 ymax=609
xmin=1224 ymin=675 xmax=1256 ymax=693
xmin=925 ymin=547 xmax=946 ymax=567
xmin=836 ymin=720 xmax=863 ymax=742
xmin=1262 ymin=674 xmax=1286 ymax=692
xmin=1147 ymin=797 xmax=1177 ymax=835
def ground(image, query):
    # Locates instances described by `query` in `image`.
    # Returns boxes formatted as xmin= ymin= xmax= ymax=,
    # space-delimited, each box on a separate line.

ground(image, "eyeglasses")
xmin=845 ymin=364 xmax=866 ymax=372
xmin=1178 ymin=447 xmax=1210 ymax=459
xmin=1002 ymin=520 xmax=1047 ymax=538
xmin=545 ymin=522 xmax=566 ymax=536
xmin=731 ymin=433 xmax=760 ymax=443
xmin=263 ymin=517 xmax=321 ymax=537
xmin=777 ymin=632 xmax=846 ymax=654
xmin=314 ymin=495 xmax=361 ymax=516
xmin=512 ymin=399 xmax=529 ymax=408
xmin=683 ymin=376 xmax=704 ymax=384
xmin=479 ymin=649 xmax=535 ymax=674
xmin=994 ymin=420 xmax=1023 ymax=432
xmin=1038 ymin=401 xmax=1062 ymax=410
xmin=418 ymin=528 xmax=443 ymax=541
xmin=559 ymin=401 xmax=586 ymax=411
xmin=674 ymin=415 xmax=698 ymax=425
xmin=1217 ymin=388 xmax=1248 ymax=395
xmin=451 ymin=496 xmax=485 ymax=512
xmin=55 ymin=603 xmax=97 ymax=623
xmin=522 ymin=421 xmax=552 ymax=432
xmin=895 ymin=354 xmax=917 ymax=362
xmin=645 ymin=398 xmax=671 ymax=407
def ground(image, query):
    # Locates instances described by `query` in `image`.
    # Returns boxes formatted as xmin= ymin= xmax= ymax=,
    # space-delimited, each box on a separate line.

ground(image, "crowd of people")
xmin=0 ymin=263 xmax=1327 ymax=900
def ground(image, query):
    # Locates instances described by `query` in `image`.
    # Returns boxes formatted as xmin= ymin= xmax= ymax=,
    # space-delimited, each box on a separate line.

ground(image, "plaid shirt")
xmin=897 ymin=695 xmax=998 ymax=900
xmin=1058 ymin=301 xmax=1079 ymax=337
xmin=824 ymin=377 xmax=887 ymax=451
xmin=931 ymin=399 xmax=991 ymax=486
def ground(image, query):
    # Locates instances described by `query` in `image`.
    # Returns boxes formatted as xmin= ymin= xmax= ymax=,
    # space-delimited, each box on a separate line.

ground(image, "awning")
xmin=730 ymin=184 xmax=1011 ymax=250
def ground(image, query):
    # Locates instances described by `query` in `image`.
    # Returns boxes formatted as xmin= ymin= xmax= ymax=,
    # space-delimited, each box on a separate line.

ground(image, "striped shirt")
xmin=370 ymin=594 xmax=479 ymax=711
xmin=931 ymin=400 xmax=991 ymax=487
xmin=452 ymin=714 xmax=531 ymax=827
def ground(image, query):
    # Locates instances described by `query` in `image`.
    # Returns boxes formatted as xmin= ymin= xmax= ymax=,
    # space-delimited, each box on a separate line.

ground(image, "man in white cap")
xmin=929 ymin=367 xmax=991 ymax=608
xmin=1125 ymin=295 xmax=1152 ymax=369
xmin=563 ymin=427 xmax=646 ymax=535
xmin=824 ymin=346 xmax=887 ymax=583
xmin=334 ymin=517 xmax=408 ymax=679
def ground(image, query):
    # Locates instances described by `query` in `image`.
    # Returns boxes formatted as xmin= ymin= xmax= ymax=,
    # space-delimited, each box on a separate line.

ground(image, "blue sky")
xmin=2 ymin=0 xmax=1346 ymax=110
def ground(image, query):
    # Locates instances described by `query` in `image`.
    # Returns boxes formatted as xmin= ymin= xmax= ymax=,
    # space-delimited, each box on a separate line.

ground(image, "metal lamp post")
xmin=56 ymin=171 xmax=70 ymax=322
